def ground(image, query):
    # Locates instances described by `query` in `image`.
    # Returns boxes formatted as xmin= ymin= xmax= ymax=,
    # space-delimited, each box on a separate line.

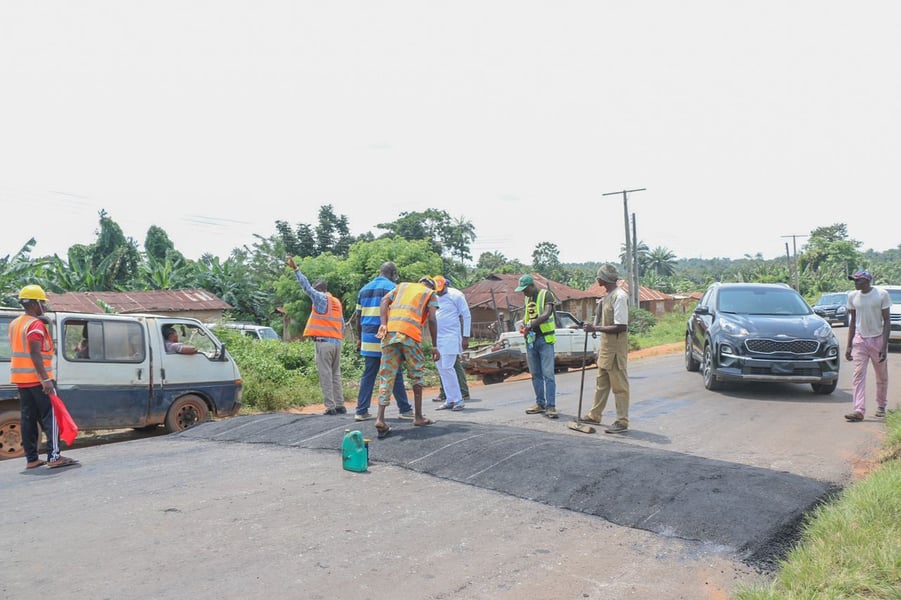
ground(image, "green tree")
xmin=532 ymin=241 xmax=567 ymax=282
xmin=0 ymin=239 xmax=45 ymax=306
xmin=800 ymin=223 xmax=863 ymax=295
xmin=647 ymin=246 xmax=677 ymax=277
xmin=89 ymin=210 xmax=141 ymax=289
xmin=375 ymin=208 xmax=475 ymax=264
xmin=144 ymin=225 xmax=185 ymax=264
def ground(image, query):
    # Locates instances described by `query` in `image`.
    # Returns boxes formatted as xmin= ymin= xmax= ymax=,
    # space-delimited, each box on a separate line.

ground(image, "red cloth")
xmin=49 ymin=392 xmax=78 ymax=446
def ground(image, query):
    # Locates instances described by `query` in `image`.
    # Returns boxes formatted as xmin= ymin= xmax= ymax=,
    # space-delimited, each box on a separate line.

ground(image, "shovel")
xmin=567 ymin=326 xmax=596 ymax=434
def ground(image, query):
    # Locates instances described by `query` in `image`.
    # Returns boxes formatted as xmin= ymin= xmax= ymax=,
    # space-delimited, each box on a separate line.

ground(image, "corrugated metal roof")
xmin=586 ymin=280 xmax=674 ymax=302
xmin=461 ymin=273 xmax=597 ymax=312
xmin=45 ymin=289 xmax=232 ymax=314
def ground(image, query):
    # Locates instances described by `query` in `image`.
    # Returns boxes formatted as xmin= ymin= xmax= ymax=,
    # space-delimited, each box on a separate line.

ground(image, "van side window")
xmin=0 ymin=315 xmax=13 ymax=361
xmin=63 ymin=319 xmax=145 ymax=362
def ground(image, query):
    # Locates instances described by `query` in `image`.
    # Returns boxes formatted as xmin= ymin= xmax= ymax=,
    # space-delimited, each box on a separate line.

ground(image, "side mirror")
xmin=693 ymin=305 xmax=710 ymax=316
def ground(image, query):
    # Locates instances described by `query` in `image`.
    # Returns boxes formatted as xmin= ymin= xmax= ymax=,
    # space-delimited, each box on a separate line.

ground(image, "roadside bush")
xmin=627 ymin=307 xmax=656 ymax=336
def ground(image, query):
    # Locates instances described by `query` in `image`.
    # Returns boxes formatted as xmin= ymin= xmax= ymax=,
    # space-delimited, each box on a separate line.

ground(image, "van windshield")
xmin=256 ymin=327 xmax=280 ymax=341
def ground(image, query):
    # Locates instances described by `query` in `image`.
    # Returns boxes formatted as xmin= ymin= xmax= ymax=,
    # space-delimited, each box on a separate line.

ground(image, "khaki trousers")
xmin=587 ymin=362 xmax=629 ymax=425
xmin=315 ymin=341 xmax=344 ymax=410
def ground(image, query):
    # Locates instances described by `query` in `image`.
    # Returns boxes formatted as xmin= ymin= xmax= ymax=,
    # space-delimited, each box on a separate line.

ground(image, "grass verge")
xmin=735 ymin=409 xmax=901 ymax=599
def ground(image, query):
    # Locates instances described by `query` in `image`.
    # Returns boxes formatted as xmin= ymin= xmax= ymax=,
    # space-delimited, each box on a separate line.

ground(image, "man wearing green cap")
xmin=515 ymin=274 xmax=559 ymax=418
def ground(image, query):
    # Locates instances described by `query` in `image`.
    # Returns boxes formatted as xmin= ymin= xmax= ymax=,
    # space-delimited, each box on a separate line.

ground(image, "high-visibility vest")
xmin=386 ymin=283 xmax=432 ymax=342
xmin=9 ymin=315 xmax=54 ymax=385
xmin=524 ymin=289 xmax=557 ymax=343
xmin=303 ymin=295 xmax=344 ymax=340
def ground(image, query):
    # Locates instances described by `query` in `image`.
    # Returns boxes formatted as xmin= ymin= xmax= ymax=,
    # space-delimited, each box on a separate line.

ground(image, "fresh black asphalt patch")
xmin=179 ymin=413 xmax=833 ymax=563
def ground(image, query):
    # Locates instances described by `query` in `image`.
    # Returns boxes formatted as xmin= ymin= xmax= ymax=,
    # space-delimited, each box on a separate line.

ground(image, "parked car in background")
xmin=685 ymin=282 xmax=840 ymax=394
xmin=212 ymin=322 xmax=281 ymax=341
xmin=812 ymin=291 xmax=851 ymax=327
xmin=883 ymin=285 xmax=901 ymax=343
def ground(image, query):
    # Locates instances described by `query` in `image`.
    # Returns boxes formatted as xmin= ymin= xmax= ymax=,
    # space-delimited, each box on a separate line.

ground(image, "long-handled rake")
xmin=567 ymin=326 xmax=596 ymax=434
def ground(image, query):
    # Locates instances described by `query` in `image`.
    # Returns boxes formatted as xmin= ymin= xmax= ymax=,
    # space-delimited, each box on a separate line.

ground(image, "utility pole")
xmin=781 ymin=234 xmax=808 ymax=292
xmin=603 ymin=188 xmax=646 ymax=307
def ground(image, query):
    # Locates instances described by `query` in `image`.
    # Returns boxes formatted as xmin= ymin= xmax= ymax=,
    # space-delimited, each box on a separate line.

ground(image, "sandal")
xmin=580 ymin=415 xmax=601 ymax=425
xmin=413 ymin=418 xmax=435 ymax=427
xmin=26 ymin=460 xmax=46 ymax=469
xmin=376 ymin=424 xmax=392 ymax=439
xmin=46 ymin=456 xmax=78 ymax=469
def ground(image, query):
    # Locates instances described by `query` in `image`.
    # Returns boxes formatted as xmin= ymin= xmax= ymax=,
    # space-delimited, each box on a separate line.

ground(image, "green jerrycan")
xmin=342 ymin=429 xmax=368 ymax=472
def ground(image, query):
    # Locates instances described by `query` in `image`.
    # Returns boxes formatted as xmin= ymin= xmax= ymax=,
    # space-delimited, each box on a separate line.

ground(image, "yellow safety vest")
xmin=524 ymin=289 xmax=556 ymax=343
xmin=386 ymin=283 xmax=432 ymax=342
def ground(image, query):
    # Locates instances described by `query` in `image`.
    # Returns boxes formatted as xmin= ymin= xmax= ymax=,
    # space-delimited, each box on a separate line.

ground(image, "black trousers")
xmin=18 ymin=383 xmax=61 ymax=463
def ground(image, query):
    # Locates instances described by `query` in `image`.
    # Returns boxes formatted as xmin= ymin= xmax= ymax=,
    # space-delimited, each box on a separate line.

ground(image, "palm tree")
xmin=647 ymin=246 xmax=677 ymax=277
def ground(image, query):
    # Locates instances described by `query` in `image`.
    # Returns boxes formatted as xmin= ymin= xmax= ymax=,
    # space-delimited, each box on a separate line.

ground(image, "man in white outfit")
xmin=421 ymin=276 xmax=471 ymax=411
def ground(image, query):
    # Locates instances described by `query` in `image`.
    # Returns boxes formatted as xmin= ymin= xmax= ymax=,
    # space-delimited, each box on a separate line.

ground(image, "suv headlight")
xmin=718 ymin=317 xmax=749 ymax=337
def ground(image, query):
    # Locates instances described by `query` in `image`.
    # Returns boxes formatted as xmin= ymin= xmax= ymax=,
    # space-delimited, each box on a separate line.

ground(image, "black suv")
xmin=685 ymin=283 xmax=840 ymax=394
xmin=811 ymin=291 xmax=850 ymax=327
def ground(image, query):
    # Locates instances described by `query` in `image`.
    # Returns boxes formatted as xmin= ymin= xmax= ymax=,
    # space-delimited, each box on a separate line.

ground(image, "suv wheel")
xmin=702 ymin=343 xmax=723 ymax=391
xmin=811 ymin=380 xmax=838 ymax=394
xmin=685 ymin=334 xmax=700 ymax=372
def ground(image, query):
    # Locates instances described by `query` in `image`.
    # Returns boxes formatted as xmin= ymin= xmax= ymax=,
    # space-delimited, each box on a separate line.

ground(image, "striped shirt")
xmin=355 ymin=276 xmax=397 ymax=357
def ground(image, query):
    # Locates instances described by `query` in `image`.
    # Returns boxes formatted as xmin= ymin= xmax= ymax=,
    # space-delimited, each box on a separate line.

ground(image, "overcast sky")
xmin=1 ymin=2 xmax=898 ymax=266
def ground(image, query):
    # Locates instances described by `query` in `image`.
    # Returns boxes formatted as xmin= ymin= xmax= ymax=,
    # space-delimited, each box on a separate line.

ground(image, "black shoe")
xmin=322 ymin=408 xmax=337 ymax=415
xmin=335 ymin=406 xmax=347 ymax=414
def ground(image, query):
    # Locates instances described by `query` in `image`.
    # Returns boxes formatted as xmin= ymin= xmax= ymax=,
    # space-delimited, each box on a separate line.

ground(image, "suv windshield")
xmin=716 ymin=288 xmax=811 ymax=316
xmin=816 ymin=293 xmax=846 ymax=305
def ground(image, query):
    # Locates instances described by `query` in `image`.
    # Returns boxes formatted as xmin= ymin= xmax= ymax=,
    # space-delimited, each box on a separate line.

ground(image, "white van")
xmin=0 ymin=308 xmax=242 ymax=460
xmin=211 ymin=321 xmax=281 ymax=341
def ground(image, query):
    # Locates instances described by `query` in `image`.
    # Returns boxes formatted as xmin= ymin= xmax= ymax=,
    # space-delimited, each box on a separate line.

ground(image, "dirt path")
xmin=290 ymin=342 xmax=684 ymax=415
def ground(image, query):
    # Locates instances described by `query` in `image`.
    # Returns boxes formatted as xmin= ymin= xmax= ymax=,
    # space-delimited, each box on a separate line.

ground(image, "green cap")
xmin=515 ymin=274 xmax=534 ymax=292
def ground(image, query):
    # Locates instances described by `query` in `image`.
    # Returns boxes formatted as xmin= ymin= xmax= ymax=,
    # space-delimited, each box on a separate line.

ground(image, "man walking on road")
xmin=517 ymin=274 xmax=559 ymax=419
xmin=9 ymin=285 xmax=78 ymax=469
xmin=844 ymin=270 xmax=891 ymax=422
xmin=352 ymin=262 xmax=414 ymax=422
xmin=581 ymin=264 xmax=631 ymax=434
xmin=288 ymin=256 xmax=346 ymax=415
xmin=373 ymin=279 xmax=439 ymax=438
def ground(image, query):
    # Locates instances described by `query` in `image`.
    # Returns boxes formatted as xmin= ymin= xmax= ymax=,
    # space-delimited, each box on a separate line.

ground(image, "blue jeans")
xmin=525 ymin=336 xmax=556 ymax=408
xmin=357 ymin=355 xmax=411 ymax=415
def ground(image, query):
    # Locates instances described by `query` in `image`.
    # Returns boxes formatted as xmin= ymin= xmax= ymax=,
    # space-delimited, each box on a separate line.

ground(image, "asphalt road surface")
xmin=2 ymin=334 xmax=896 ymax=600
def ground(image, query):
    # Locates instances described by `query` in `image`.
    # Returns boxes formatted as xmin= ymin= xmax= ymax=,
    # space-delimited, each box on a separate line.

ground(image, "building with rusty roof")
xmin=46 ymin=289 xmax=232 ymax=322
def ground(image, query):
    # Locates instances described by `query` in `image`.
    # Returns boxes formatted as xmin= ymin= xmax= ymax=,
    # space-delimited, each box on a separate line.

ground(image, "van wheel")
xmin=164 ymin=395 xmax=209 ymax=433
xmin=0 ymin=411 xmax=25 ymax=460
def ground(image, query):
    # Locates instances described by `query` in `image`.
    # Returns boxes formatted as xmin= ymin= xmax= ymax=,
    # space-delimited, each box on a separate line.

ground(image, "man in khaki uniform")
xmin=581 ymin=264 xmax=630 ymax=433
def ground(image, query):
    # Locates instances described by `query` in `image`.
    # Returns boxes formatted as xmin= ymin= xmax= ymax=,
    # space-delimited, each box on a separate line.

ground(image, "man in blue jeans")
xmin=352 ymin=261 xmax=414 ymax=421
xmin=516 ymin=274 xmax=559 ymax=419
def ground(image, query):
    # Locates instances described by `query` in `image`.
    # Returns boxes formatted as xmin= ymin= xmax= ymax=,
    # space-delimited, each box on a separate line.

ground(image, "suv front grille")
xmin=745 ymin=339 xmax=819 ymax=354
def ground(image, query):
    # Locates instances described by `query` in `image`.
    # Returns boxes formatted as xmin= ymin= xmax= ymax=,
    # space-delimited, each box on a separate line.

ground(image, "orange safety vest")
xmin=386 ymin=283 xmax=432 ymax=342
xmin=303 ymin=294 xmax=344 ymax=340
xmin=9 ymin=315 xmax=54 ymax=385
